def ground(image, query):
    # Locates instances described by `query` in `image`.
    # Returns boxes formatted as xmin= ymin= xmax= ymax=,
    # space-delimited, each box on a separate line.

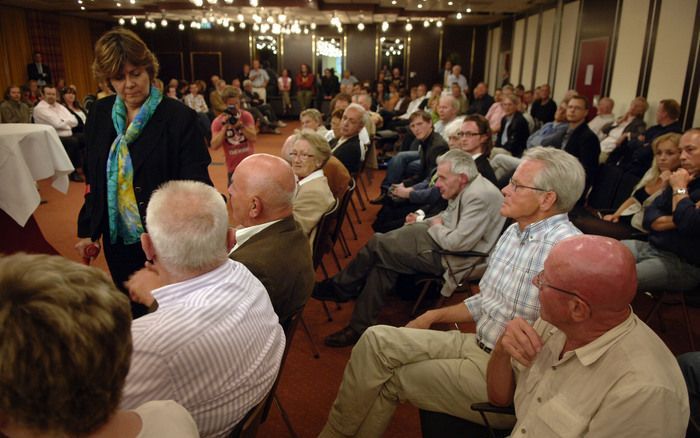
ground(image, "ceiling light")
xmin=130 ymin=16 xmax=137 ymax=24
xmin=381 ymin=21 xmax=389 ymax=32
xmin=224 ymin=0 xmax=234 ymax=3
xmin=80 ymin=5 xmax=85 ymax=9
xmin=466 ymin=7 xmax=472 ymax=12
xmin=310 ymin=22 xmax=316 ymax=30
xmin=447 ymin=1 xmax=452 ymax=4
xmin=423 ymin=20 xmax=429 ymax=27
xmin=436 ymin=20 xmax=443 ymax=27
xmin=252 ymin=14 xmax=261 ymax=23
xmin=417 ymin=3 xmax=422 ymax=8
xmin=405 ymin=22 xmax=412 ymax=31
xmin=395 ymin=38 xmax=400 ymax=43
xmin=303 ymin=26 xmax=309 ymax=34
xmin=207 ymin=0 xmax=217 ymax=4
xmin=78 ymin=0 xmax=82 ymax=4
xmin=192 ymin=0 xmax=203 ymax=5
xmin=253 ymin=23 xmax=259 ymax=31
xmin=179 ymin=20 xmax=185 ymax=30
xmin=266 ymin=15 xmax=274 ymax=23
xmin=129 ymin=0 xmax=135 ymax=3
xmin=391 ymin=0 xmax=396 ymax=4
xmin=161 ymin=18 xmax=168 ymax=26
xmin=357 ymin=22 xmax=365 ymax=31
xmin=118 ymin=17 xmax=125 ymax=25
xmin=278 ymin=13 xmax=286 ymax=22
xmin=237 ymin=13 xmax=244 ymax=21
xmin=249 ymin=0 xmax=258 ymax=7
xmin=456 ymin=12 xmax=462 ymax=19
xmin=239 ymin=21 xmax=246 ymax=28
xmin=229 ymin=25 xmax=235 ymax=31
xmin=116 ymin=2 xmax=121 ymax=6
xmin=337 ymin=25 xmax=343 ymax=33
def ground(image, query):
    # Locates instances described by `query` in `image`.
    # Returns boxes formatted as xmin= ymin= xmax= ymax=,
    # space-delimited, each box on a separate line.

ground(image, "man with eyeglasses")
xmin=318 ymin=147 xmax=585 ymax=437
xmin=561 ymin=95 xmax=600 ymax=198
xmin=487 ymin=235 xmax=689 ymax=437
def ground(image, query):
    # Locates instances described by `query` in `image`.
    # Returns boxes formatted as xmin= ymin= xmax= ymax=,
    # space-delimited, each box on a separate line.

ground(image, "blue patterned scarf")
xmin=106 ymin=85 xmax=162 ymax=244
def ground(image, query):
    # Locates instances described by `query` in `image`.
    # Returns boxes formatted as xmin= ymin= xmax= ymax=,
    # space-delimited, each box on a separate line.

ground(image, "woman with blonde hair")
xmin=75 ymin=27 xmax=212 ymax=317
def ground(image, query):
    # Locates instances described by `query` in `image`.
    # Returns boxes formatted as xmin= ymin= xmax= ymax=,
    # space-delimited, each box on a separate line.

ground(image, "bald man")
xmin=228 ymin=154 xmax=314 ymax=323
xmin=487 ymin=235 xmax=689 ymax=437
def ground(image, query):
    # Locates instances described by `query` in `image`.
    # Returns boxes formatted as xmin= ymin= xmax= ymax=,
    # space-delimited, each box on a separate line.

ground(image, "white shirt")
xmin=122 ymin=259 xmax=285 ymax=438
xmin=133 ymin=400 xmax=199 ymax=438
xmin=231 ymin=219 xmax=281 ymax=252
xmin=588 ymin=113 xmax=616 ymax=140
xmin=399 ymin=97 xmax=426 ymax=120
xmin=33 ymin=100 xmax=77 ymax=137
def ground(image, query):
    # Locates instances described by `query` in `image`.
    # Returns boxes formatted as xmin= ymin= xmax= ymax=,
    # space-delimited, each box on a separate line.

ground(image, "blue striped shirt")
xmin=121 ymin=259 xmax=285 ymax=438
xmin=465 ymin=213 xmax=581 ymax=349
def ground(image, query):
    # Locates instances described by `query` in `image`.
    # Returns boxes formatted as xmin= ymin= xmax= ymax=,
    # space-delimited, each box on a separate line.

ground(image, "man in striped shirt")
xmin=121 ymin=180 xmax=284 ymax=438
xmin=319 ymin=147 xmax=585 ymax=437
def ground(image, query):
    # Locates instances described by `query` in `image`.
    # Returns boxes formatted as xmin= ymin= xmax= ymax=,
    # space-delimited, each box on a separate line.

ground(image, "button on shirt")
xmin=121 ymin=259 xmax=285 ymax=438
xmin=511 ymin=314 xmax=689 ymax=437
xmin=464 ymin=214 xmax=581 ymax=349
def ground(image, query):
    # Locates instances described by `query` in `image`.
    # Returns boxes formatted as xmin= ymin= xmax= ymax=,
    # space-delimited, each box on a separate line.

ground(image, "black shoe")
xmin=312 ymin=279 xmax=349 ymax=303
xmin=370 ymin=192 xmax=387 ymax=205
xmin=69 ymin=171 xmax=84 ymax=182
xmin=325 ymin=326 xmax=361 ymax=348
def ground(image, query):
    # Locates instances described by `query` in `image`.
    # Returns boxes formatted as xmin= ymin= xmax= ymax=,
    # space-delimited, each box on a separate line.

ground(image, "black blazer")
xmin=564 ymin=123 xmax=601 ymax=196
xmin=330 ymin=135 xmax=362 ymax=174
xmin=78 ymin=95 xmax=213 ymax=240
xmin=496 ymin=112 xmax=530 ymax=158
xmin=27 ymin=62 xmax=52 ymax=84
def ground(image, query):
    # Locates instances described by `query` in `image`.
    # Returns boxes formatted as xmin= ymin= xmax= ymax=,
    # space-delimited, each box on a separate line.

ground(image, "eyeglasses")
xmin=532 ymin=270 xmax=590 ymax=307
xmin=457 ymin=131 xmax=481 ymax=138
xmin=508 ymin=178 xmax=550 ymax=193
xmin=289 ymin=151 xmax=316 ymax=161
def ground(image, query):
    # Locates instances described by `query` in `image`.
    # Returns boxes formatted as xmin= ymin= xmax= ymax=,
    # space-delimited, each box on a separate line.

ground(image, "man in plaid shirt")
xmin=319 ymin=147 xmax=585 ymax=437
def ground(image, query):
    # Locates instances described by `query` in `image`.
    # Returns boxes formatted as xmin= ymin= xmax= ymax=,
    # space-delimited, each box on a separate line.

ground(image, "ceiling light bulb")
xmin=417 ymin=3 xmax=422 ymax=8
xmin=129 ymin=0 xmax=135 ymax=3
xmin=229 ymin=25 xmax=235 ymax=31
xmin=405 ymin=22 xmax=412 ymax=31
xmin=207 ymin=0 xmax=217 ymax=4
xmin=116 ymin=2 xmax=121 ymax=6
xmin=161 ymin=18 xmax=168 ymax=26
xmin=80 ymin=5 xmax=85 ymax=9
xmin=357 ymin=22 xmax=365 ymax=31
xmin=447 ymin=1 xmax=452 ymax=4
xmin=224 ymin=0 xmax=234 ymax=3
xmin=266 ymin=15 xmax=274 ymax=23
xmin=118 ymin=17 xmax=125 ymax=25
xmin=381 ymin=21 xmax=389 ymax=32
xmin=239 ymin=21 xmax=246 ymax=28
xmin=130 ymin=16 xmax=137 ymax=24
xmin=278 ymin=14 xmax=286 ymax=22
xmin=192 ymin=0 xmax=203 ymax=5
xmin=466 ymin=7 xmax=472 ymax=12
xmin=253 ymin=23 xmax=259 ymax=31
xmin=423 ymin=20 xmax=429 ymax=27
xmin=310 ymin=22 xmax=316 ymax=30
xmin=178 ymin=21 xmax=185 ymax=30
xmin=303 ymin=26 xmax=309 ymax=34
xmin=436 ymin=20 xmax=442 ymax=27
xmin=249 ymin=0 xmax=258 ymax=7
xmin=456 ymin=12 xmax=462 ymax=19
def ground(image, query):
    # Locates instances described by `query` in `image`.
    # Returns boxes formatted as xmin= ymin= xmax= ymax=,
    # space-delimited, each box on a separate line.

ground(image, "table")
xmin=0 ymin=123 xmax=74 ymax=227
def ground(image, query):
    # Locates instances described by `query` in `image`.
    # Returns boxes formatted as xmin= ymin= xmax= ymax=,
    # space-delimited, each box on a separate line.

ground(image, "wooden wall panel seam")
xmin=603 ymin=0 xmax=623 ymax=97
xmin=548 ymin=0 xmax=564 ymax=90
xmin=637 ymin=0 xmax=662 ymax=97
xmin=532 ymin=9 xmax=543 ymax=89
xmin=569 ymin=0 xmax=584 ymax=89
xmin=681 ymin=0 xmax=700 ymax=129
xmin=518 ymin=16 xmax=528 ymax=85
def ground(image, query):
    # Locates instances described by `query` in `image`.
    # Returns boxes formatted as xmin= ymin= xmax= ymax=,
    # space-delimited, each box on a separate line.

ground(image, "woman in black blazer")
xmin=76 ymin=28 xmax=212 ymax=317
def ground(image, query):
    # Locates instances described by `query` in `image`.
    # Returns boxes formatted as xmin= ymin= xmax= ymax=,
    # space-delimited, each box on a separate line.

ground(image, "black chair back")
xmin=311 ymin=200 xmax=339 ymax=270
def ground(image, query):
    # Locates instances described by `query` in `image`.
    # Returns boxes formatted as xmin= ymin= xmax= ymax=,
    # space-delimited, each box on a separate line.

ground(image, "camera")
xmin=224 ymin=104 xmax=240 ymax=125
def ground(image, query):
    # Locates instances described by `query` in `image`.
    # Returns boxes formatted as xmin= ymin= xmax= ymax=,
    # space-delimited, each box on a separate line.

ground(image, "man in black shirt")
xmin=530 ymin=83 xmax=557 ymax=125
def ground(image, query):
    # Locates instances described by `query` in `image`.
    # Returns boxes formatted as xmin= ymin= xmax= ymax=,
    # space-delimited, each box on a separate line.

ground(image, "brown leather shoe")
xmin=324 ymin=326 xmax=361 ymax=348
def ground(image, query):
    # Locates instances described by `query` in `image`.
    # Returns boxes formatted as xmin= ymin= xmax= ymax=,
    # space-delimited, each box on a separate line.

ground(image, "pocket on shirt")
xmin=534 ymin=395 xmax=588 ymax=437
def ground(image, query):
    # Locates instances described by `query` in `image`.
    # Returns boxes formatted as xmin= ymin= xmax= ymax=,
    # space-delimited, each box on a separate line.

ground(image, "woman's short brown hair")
xmin=293 ymin=130 xmax=332 ymax=168
xmin=92 ymin=27 xmax=159 ymax=83
xmin=0 ymin=253 xmax=132 ymax=435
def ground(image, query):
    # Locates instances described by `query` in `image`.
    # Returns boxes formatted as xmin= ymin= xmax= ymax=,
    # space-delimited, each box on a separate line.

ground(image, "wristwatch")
xmin=673 ymin=188 xmax=688 ymax=196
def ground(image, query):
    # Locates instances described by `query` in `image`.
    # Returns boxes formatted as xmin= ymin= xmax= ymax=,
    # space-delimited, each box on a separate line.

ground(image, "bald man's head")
xmin=541 ymin=235 xmax=636 ymax=323
xmin=228 ymin=154 xmax=296 ymax=227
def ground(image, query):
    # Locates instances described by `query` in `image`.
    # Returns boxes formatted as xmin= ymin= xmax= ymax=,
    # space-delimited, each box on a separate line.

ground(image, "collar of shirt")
xmin=152 ymin=260 xmax=232 ymax=307
xmin=231 ymin=219 xmax=283 ymax=252
xmin=515 ymin=213 xmax=572 ymax=244
xmin=298 ymin=169 xmax=325 ymax=186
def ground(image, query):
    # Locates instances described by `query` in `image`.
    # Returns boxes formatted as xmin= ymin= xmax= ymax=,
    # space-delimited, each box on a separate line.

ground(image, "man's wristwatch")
xmin=673 ymin=188 xmax=688 ymax=196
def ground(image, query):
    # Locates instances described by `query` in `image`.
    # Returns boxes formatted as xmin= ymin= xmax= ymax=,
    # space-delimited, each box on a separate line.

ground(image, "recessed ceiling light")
xmin=466 ymin=7 xmax=472 ymax=12
xmin=391 ymin=0 xmax=396 ymax=4
xmin=447 ymin=1 xmax=453 ymax=4
xmin=456 ymin=12 xmax=462 ymax=19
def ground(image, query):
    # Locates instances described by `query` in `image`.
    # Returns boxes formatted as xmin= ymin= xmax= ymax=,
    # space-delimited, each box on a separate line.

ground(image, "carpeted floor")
xmin=27 ymin=119 xmax=700 ymax=437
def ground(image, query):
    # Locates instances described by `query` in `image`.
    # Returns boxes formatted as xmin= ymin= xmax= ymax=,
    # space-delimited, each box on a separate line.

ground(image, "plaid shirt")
xmin=465 ymin=213 xmax=581 ymax=349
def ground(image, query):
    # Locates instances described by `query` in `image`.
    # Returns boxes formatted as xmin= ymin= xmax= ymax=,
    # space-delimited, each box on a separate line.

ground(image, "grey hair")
xmin=300 ymin=108 xmax=323 ymax=124
xmin=444 ymin=116 xmax=465 ymax=144
xmin=345 ymin=102 xmax=370 ymax=126
xmin=292 ymin=130 xmax=332 ymax=168
xmin=436 ymin=149 xmax=479 ymax=181
xmin=441 ymin=95 xmax=461 ymax=112
xmin=522 ymin=146 xmax=585 ymax=213
xmin=146 ymin=180 xmax=229 ymax=274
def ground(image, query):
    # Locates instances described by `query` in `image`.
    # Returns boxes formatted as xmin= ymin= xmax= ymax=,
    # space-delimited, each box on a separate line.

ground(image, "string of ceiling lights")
xmin=80 ymin=0 xmax=475 ymax=34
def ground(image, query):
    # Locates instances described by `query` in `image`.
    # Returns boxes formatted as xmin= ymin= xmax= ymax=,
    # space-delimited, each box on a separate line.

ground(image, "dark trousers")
xmin=59 ymin=134 xmax=84 ymax=169
xmin=102 ymin=236 xmax=149 ymax=319
xmin=332 ymin=223 xmax=443 ymax=333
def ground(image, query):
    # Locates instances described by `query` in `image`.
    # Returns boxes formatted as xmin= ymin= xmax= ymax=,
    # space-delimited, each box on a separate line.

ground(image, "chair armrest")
xmin=434 ymin=249 xmax=489 ymax=258
xmin=470 ymin=402 xmax=516 ymax=416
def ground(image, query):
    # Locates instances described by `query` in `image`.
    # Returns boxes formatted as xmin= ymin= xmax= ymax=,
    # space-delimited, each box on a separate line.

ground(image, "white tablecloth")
xmin=0 ymin=124 xmax=74 ymax=226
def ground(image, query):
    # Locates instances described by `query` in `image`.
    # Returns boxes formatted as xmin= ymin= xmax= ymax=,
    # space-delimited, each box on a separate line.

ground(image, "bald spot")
xmin=235 ymin=154 xmax=296 ymax=219
xmin=545 ymin=235 xmax=637 ymax=312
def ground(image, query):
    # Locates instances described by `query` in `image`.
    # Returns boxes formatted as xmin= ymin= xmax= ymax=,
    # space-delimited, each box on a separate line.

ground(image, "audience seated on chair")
xmin=313 ymin=148 xmax=506 ymax=348
xmin=487 ymin=235 xmax=689 ymax=437
xmin=529 ymin=83 xmax=557 ymax=126
xmin=588 ymin=96 xmax=616 ymax=140
xmin=622 ymin=128 xmax=700 ymax=294
xmin=0 ymin=253 xmax=198 ymax=438
xmin=468 ymin=82 xmax=494 ymax=117
xmin=122 ymin=180 xmax=284 ymax=438
xmin=329 ymin=103 xmax=365 ymax=174
xmin=317 ymin=147 xmax=584 ymax=436
xmin=0 ymin=85 xmax=31 ymax=123
xmin=228 ymin=153 xmax=315 ymax=324
xmin=560 ymin=95 xmax=601 ymax=199
xmin=495 ymin=94 xmax=530 ymax=158
xmin=598 ymin=96 xmax=648 ymax=163
xmin=290 ymin=130 xmax=336 ymax=244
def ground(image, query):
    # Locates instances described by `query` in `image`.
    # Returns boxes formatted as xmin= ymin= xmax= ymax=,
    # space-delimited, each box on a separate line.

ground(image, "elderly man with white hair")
xmin=330 ymin=103 xmax=367 ymax=174
xmin=122 ymin=180 xmax=284 ymax=438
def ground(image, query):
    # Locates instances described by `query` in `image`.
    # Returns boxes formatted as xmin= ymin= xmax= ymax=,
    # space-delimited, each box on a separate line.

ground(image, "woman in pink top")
xmin=278 ymin=68 xmax=293 ymax=115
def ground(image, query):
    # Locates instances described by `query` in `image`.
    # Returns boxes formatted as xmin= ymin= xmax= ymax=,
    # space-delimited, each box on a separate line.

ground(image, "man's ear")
xmin=226 ymin=227 xmax=236 ymax=252
xmin=569 ymin=298 xmax=591 ymax=322
xmin=141 ymin=233 xmax=156 ymax=261
xmin=249 ymin=196 xmax=263 ymax=219
xmin=539 ymin=191 xmax=558 ymax=212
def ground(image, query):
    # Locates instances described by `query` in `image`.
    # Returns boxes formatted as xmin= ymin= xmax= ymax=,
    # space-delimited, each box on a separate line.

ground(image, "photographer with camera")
xmin=211 ymin=86 xmax=257 ymax=182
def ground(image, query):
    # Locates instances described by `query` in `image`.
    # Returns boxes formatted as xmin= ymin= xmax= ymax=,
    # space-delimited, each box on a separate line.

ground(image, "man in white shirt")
xmin=487 ymin=235 xmax=689 ymax=437
xmin=446 ymin=64 xmax=468 ymax=94
xmin=32 ymin=85 xmax=83 ymax=181
xmin=588 ymin=97 xmax=616 ymax=140
xmin=434 ymin=95 xmax=460 ymax=139
xmin=249 ymin=59 xmax=270 ymax=103
xmin=122 ymin=180 xmax=285 ymax=438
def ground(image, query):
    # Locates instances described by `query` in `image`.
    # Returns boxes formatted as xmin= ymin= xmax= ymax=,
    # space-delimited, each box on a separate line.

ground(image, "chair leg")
xmin=338 ymin=230 xmax=351 ymax=256
xmin=349 ymin=198 xmax=362 ymax=225
xmin=331 ymin=247 xmax=342 ymax=272
xmin=274 ymin=395 xmax=299 ymax=438
xmin=345 ymin=211 xmax=358 ymax=240
xmin=355 ymin=181 xmax=367 ymax=210
xmin=477 ymin=411 xmax=499 ymax=438
xmin=322 ymin=300 xmax=333 ymax=322
xmin=299 ymin=315 xmax=320 ymax=359
xmin=412 ymin=281 xmax=434 ymax=316
xmin=320 ymin=260 xmax=329 ymax=279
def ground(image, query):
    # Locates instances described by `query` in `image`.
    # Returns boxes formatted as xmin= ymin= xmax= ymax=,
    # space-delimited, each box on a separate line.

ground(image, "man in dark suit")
xmin=228 ymin=154 xmax=315 ymax=323
xmin=496 ymin=94 xmax=530 ymax=158
xmin=329 ymin=103 xmax=365 ymax=174
xmin=467 ymin=82 xmax=494 ymax=116
xmin=26 ymin=51 xmax=52 ymax=86
xmin=561 ymin=95 xmax=601 ymax=198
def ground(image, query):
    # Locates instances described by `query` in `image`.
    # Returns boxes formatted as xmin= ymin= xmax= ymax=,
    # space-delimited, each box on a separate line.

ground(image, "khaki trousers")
xmin=319 ymin=325 xmax=516 ymax=437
